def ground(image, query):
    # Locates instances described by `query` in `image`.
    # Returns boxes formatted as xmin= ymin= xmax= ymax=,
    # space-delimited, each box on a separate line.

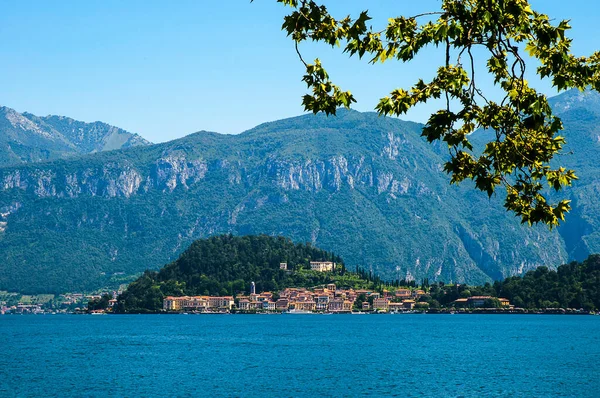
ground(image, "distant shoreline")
xmin=79 ymin=309 xmax=599 ymax=316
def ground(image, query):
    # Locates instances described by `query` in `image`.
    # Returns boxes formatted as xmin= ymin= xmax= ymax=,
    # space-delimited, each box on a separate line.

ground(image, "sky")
xmin=1 ymin=1 xmax=600 ymax=143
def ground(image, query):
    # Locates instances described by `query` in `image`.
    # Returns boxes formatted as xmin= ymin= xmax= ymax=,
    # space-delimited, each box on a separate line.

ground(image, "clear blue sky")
xmin=1 ymin=1 xmax=599 ymax=143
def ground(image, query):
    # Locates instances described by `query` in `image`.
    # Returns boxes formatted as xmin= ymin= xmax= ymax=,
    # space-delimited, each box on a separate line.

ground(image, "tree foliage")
xmin=87 ymin=293 xmax=112 ymax=312
xmin=273 ymin=0 xmax=600 ymax=226
xmin=425 ymin=254 xmax=600 ymax=310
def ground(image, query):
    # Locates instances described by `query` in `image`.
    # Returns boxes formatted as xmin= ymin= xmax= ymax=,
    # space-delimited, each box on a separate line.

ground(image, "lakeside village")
xmin=0 ymin=284 xmax=127 ymax=315
xmin=0 ymin=290 xmax=124 ymax=315
xmin=128 ymin=261 xmax=594 ymax=315
xmin=3 ymin=261 xmax=596 ymax=315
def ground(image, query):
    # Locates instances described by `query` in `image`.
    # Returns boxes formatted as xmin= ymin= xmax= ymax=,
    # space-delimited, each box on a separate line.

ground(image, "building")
xmin=280 ymin=262 xmax=288 ymax=270
xmin=467 ymin=296 xmax=493 ymax=307
xmin=163 ymin=296 xmax=210 ymax=311
xmin=275 ymin=299 xmax=289 ymax=311
xmin=15 ymin=304 xmax=43 ymax=314
xmin=402 ymin=299 xmax=415 ymax=310
xmin=163 ymin=296 xmax=183 ymax=311
xmin=294 ymin=300 xmax=316 ymax=311
xmin=208 ymin=296 xmax=235 ymax=310
xmin=373 ymin=298 xmax=389 ymax=311
xmin=260 ymin=292 xmax=274 ymax=301
xmin=328 ymin=298 xmax=345 ymax=312
xmin=250 ymin=281 xmax=256 ymax=295
xmin=316 ymin=296 xmax=330 ymax=311
xmin=310 ymin=261 xmax=334 ymax=272
xmin=238 ymin=299 xmax=251 ymax=311
xmin=184 ymin=296 xmax=209 ymax=310
xmin=347 ymin=293 xmax=357 ymax=303
xmin=498 ymin=298 xmax=511 ymax=307
xmin=452 ymin=298 xmax=469 ymax=307
xmin=342 ymin=300 xmax=353 ymax=312
xmin=395 ymin=289 xmax=411 ymax=299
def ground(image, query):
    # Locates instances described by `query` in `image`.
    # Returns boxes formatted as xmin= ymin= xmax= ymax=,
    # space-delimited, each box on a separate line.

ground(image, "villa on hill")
xmin=310 ymin=261 xmax=335 ymax=272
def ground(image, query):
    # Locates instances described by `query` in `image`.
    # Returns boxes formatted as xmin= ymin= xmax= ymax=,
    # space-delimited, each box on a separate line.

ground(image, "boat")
xmin=284 ymin=309 xmax=315 ymax=314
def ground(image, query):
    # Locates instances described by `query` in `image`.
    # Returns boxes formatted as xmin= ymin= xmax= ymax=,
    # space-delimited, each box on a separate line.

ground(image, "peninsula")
xmin=107 ymin=235 xmax=600 ymax=315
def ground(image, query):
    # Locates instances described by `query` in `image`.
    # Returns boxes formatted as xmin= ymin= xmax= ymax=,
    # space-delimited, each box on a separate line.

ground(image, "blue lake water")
xmin=1 ymin=314 xmax=599 ymax=397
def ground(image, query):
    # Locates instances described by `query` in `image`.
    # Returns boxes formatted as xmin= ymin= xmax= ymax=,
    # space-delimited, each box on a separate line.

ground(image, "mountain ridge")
xmin=0 ymin=105 xmax=150 ymax=167
xmin=0 ymin=90 xmax=597 ymax=293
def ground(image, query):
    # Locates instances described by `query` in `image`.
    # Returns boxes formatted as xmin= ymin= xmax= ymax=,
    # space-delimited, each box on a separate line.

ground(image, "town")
xmin=162 ymin=285 xmax=516 ymax=314
xmin=161 ymin=261 xmax=516 ymax=314
xmin=3 ymin=261 xmax=596 ymax=316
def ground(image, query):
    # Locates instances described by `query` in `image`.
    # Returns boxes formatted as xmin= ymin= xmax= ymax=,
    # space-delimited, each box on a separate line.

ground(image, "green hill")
xmin=116 ymin=234 xmax=369 ymax=313
xmin=426 ymin=254 xmax=600 ymax=311
xmin=496 ymin=254 xmax=600 ymax=310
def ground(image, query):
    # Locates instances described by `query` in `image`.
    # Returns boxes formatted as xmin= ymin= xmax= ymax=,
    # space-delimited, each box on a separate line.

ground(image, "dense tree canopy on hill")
xmin=424 ymin=254 xmax=600 ymax=310
xmin=116 ymin=234 xmax=357 ymax=312
xmin=273 ymin=0 xmax=600 ymax=226
xmin=495 ymin=254 xmax=600 ymax=310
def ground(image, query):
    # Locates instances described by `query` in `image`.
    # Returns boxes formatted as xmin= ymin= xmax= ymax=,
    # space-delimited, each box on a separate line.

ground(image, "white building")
xmin=310 ymin=261 xmax=334 ymax=272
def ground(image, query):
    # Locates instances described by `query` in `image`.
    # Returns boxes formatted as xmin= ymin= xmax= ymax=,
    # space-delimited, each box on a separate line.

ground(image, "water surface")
xmin=1 ymin=314 xmax=599 ymax=397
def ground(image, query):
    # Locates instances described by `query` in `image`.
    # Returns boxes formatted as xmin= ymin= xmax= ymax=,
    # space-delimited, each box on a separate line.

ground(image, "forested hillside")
xmin=426 ymin=254 xmax=600 ymax=311
xmin=117 ymin=235 xmax=364 ymax=312
xmin=1 ymin=90 xmax=600 ymax=293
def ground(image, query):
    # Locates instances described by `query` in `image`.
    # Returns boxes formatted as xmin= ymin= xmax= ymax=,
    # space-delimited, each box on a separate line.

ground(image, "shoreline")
xmin=83 ymin=309 xmax=599 ymax=316
xmin=3 ymin=311 xmax=598 ymax=316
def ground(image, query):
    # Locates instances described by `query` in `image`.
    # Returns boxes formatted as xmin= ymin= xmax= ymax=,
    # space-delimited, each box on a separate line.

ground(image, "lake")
xmin=1 ymin=314 xmax=599 ymax=397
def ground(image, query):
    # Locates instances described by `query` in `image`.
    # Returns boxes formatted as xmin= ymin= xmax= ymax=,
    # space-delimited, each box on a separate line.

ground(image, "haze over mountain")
xmin=0 ymin=106 xmax=150 ymax=167
xmin=0 ymin=90 xmax=598 ymax=293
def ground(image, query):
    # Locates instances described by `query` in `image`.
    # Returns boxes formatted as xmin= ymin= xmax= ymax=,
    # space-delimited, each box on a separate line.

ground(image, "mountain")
xmin=4 ymin=89 xmax=600 ymax=294
xmin=0 ymin=106 xmax=150 ymax=167
xmin=549 ymin=91 xmax=600 ymax=261
xmin=2 ymin=103 xmax=579 ymax=294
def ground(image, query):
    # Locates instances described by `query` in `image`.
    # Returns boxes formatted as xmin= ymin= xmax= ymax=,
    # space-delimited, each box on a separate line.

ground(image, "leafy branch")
xmin=273 ymin=0 xmax=596 ymax=227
